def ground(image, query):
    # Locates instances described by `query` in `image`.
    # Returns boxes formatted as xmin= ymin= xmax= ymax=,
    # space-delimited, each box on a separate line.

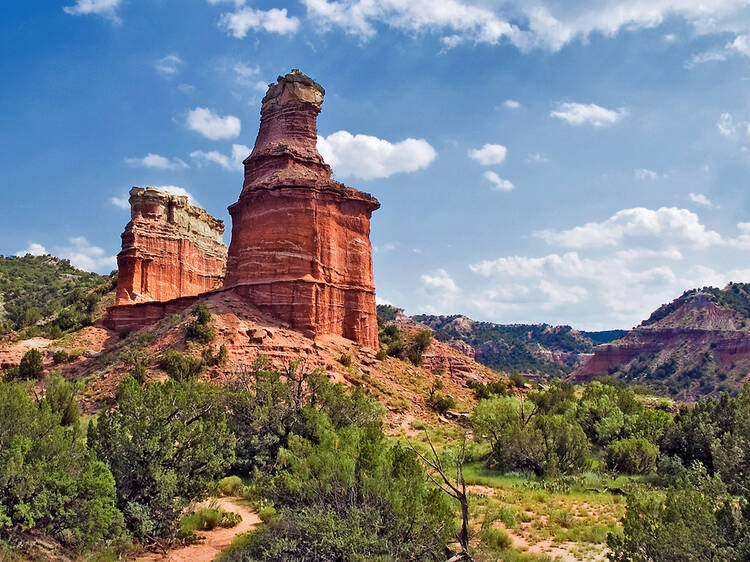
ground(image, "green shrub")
xmin=550 ymin=509 xmax=574 ymax=529
xmin=192 ymin=304 xmax=212 ymax=325
xmin=0 ymin=380 xmax=123 ymax=548
xmin=480 ymin=526 xmax=512 ymax=549
xmin=88 ymin=378 xmax=235 ymax=542
xmin=186 ymin=321 xmax=215 ymax=344
xmin=509 ymin=372 xmax=529 ymax=388
xmin=137 ymin=331 xmax=155 ymax=345
xmin=258 ymin=505 xmax=277 ymax=523
xmin=427 ymin=379 xmax=456 ymax=413
xmin=18 ymin=348 xmax=44 ymax=380
xmin=52 ymin=350 xmax=70 ymax=364
xmin=468 ymin=380 xmax=508 ymax=400
xmin=181 ymin=508 xmax=241 ymax=533
xmin=224 ymin=403 xmax=455 ymax=560
xmin=202 ymin=345 xmax=228 ymax=367
xmin=44 ymin=373 xmax=80 ymax=426
xmin=427 ymin=392 xmax=456 ymax=413
xmin=375 ymin=348 xmax=387 ymax=361
xmin=186 ymin=305 xmax=214 ymax=344
xmin=217 ymin=476 xmax=243 ymax=496
xmin=499 ymin=506 xmax=517 ymax=528
xmin=606 ymin=438 xmax=659 ymax=474
xmin=337 ymin=353 xmax=352 ymax=367
xmin=386 ymin=339 xmax=406 ymax=357
xmin=121 ymin=350 xmax=149 ymax=384
xmin=160 ymin=349 xmax=203 ymax=381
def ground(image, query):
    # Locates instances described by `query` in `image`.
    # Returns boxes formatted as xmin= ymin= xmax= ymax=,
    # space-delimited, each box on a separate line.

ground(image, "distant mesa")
xmin=570 ymin=284 xmax=750 ymax=399
xmin=106 ymin=70 xmax=381 ymax=350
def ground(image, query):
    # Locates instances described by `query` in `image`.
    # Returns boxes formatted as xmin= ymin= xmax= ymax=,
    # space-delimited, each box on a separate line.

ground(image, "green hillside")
xmin=412 ymin=313 xmax=596 ymax=377
xmin=0 ymin=254 xmax=113 ymax=336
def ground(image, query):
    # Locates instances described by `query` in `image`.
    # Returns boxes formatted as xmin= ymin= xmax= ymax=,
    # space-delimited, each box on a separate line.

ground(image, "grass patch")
xmin=180 ymin=507 xmax=242 ymax=534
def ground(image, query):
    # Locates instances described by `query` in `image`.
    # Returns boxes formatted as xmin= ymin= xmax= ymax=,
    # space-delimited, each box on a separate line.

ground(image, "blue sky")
xmin=2 ymin=0 xmax=750 ymax=330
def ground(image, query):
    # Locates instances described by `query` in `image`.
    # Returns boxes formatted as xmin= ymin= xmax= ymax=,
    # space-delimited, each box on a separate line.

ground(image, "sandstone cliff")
xmin=115 ymin=187 xmax=227 ymax=305
xmin=571 ymin=284 xmax=750 ymax=399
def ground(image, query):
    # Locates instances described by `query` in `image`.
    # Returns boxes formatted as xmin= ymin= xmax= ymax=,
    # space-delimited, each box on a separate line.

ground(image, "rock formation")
xmin=570 ymin=286 xmax=750 ymax=398
xmin=115 ymin=187 xmax=227 ymax=305
xmin=224 ymin=70 xmax=381 ymax=349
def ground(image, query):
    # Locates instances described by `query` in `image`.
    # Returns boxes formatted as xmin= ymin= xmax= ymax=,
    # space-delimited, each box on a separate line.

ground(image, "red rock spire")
xmin=242 ymin=69 xmax=331 ymax=188
xmin=224 ymin=70 xmax=381 ymax=350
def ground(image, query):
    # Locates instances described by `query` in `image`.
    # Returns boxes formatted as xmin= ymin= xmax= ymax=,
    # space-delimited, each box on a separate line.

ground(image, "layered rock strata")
xmin=115 ymin=187 xmax=227 ymax=305
xmin=224 ymin=70 xmax=381 ymax=349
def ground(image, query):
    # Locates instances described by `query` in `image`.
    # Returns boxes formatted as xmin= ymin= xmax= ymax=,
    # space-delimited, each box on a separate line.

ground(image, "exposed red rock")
xmin=115 ymin=187 xmax=227 ymax=305
xmin=570 ymin=288 xmax=750 ymax=397
xmin=224 ymin=70 xmax=380 ymax=350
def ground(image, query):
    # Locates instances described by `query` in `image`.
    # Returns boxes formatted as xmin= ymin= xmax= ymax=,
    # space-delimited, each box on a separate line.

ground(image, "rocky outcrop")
xmin=115 ymin=187 xmax=227 ymax=305
xmin=570 ymin=288 xmax=750 ymax=397
xmin=224 ymin=70 xmax=380 ymax=350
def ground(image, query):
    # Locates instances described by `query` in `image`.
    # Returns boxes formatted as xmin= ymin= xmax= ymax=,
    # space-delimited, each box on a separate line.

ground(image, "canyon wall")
xmin=115 ymin=187 xmax=227 ymax=305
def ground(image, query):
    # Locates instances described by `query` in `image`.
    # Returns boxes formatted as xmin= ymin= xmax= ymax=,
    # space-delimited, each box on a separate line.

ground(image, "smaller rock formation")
xmin=115 ymin=187 xmax=227 ymax=305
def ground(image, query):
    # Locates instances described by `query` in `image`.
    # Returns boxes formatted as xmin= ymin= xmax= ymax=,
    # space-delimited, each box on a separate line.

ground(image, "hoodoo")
xmin=115 ymin=187 xmax=227 ymax=305
xmin=224 ymin=70 xmax=381 ymax=349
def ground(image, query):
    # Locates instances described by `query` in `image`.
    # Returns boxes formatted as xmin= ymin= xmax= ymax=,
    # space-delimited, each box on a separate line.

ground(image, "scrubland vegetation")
xmin=4 ymin=344 xmax=750 ymax=561
xmin=3 ymin=292 xmax=750 ymax=559
xmin=0 ymin=255 xmax=115 ymax=339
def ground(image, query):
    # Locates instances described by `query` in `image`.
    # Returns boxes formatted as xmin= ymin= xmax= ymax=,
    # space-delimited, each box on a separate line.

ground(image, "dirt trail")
xmin=137 ymin=497 xmax=260 ymax=562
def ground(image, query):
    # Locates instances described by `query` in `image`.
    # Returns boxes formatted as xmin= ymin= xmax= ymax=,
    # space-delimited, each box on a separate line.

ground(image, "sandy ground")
xmin=137 ymin=497 xmax=260 ymax=562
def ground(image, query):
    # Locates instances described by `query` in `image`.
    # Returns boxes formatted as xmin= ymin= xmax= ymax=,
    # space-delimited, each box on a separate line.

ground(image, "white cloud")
xmin=154 ymin=54 xmax=182 ymax=76
xmin=634 ymin=168 xmax=659 ymax=180
xmin=190 ymin=144 xmax=250 ymax=170
xmin=684 ymin=49 xmax=729 ymax=68
xmin=15 ymin=243 xmax=48 ymax=257
xmin=538 ymin=279 xmax=588 ymax=309
xmin=729 ymin=34 xmax=750 ymax=56
xmin=504 ymin=99 xmax=521 ymax=109
xmin=233 ymin=62 xmax=260 ymax=84
xmin=550 ymin=102 xmax=627 ymax=127
xmin=534 ymin=207 xmax=722 ymax=249
xmin=716 ymin=112 xmax=750 ymax=138
xmin=526 ymin=152 xmax=549 ymax=164
xmin=421 ymin=268 xmax=460 ymax=299
xmin=186 ymin=107 xmax=241 ymax=140
xmin=615 ymin=248 xmax=683 ymax=261
xmin=232 ymin=63 xmax=270 ymax=92
xmin=456 ymin=200 xmax=750 ymax=328
xmin=689 ymin=193 xmax=715 ymax=208
xmin=63 ymin=0 xmax=121 ymax=22
xmin=58 ymin=237 xmax=117 ymax=273
xmin=663 ymin=33 xmax=678 ymax=42
xmin=317 ymin=131 xmax=436 ymax=180
xmin=218 ymin=7 xmax=299 ymax=38
xmin=124 ymin=153 xmax=189 ymax=170
xmin=374 ymin=242 xmax=397 ymax=255
xmin=686 ymin=33 xmax=750 ymax=68
xmin=302 ymin=0 xmax=522 ymax=46
xmin=110 ymin=196 xmax=130 ymax=210
xmin=301 ymin=0 xmax=750 ymax=57
xmin=483 ymin=171 xmax=515 ymax=192
xmin=468 ymin=143 xmax=507 ymax=165
xmin=375 ymin=295 xmax=393 ymax=306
